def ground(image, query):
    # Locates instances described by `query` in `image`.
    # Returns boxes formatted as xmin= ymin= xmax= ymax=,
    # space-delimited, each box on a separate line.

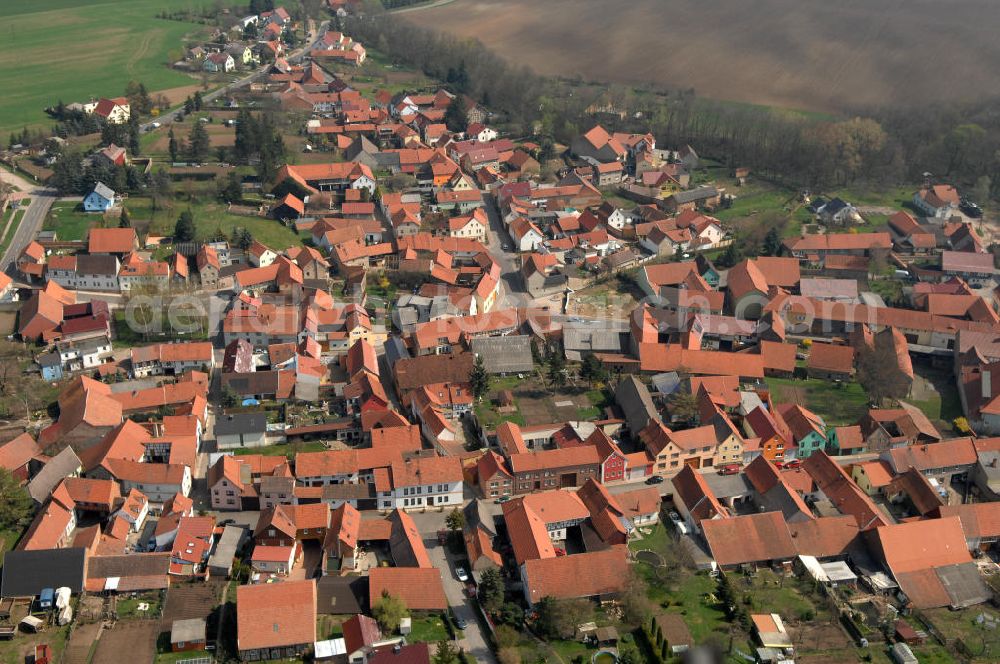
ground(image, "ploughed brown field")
xmin=403 ymin=0 xmax=1000 ymax=113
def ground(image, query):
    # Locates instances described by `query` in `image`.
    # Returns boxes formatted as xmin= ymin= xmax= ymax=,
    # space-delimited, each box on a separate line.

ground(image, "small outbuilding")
xmin=171 ymin=617 xmax=207 ymax=652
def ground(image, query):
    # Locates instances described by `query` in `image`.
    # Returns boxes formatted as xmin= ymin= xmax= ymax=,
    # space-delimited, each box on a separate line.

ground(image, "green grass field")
xmin=766 ymin=376 xmax=871 ymax=426
xmin=125 ymin=195 xmax=303 ymax=249
xmin=0 ymin=0 xmax=211 ymax=135
xmin=44 ymin=201 xmax=99 ymax=240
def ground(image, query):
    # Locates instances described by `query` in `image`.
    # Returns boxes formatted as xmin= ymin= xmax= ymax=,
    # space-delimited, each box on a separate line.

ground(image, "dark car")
xmin=960 ymin=200 xmax=983 ymax=218
xmin=646 ymin=475 xmax=664 ymax=484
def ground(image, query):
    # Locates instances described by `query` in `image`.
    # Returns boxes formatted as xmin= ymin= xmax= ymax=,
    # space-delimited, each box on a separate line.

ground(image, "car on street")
xmin=646 ymin=475 xmax=664 ymax=484
xmin=455 ymin=566 xmax=469 ymax=583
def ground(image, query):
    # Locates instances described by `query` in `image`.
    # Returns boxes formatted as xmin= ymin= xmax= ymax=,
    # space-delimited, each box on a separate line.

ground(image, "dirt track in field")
xmin=403 ymin=0 xmax=1000 ymax=113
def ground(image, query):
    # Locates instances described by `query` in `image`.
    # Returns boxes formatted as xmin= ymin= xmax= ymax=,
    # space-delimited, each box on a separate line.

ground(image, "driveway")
xmin=425 ymin=537 xmax=497 ymax=663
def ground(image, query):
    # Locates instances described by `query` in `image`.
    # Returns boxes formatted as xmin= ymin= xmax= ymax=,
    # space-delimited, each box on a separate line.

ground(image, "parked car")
xmin=455 ymin=566 xmax=469 ymax=583
xmin=718 ymin=463 xmax=742 ymax=475
xmin=646 ymin=475 xmax=664 ymax=484
xmin=960 ymin=199 xmax=983 ymax=218
xmin=455 ymin=616 xmax=468 ymax=630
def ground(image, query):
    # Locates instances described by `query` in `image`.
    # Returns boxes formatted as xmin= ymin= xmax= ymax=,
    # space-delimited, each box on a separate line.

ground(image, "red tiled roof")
xmin=522 ymin=545 xmax=629 ymax=602
xmin=237 ymin=579 xmax=316 ymax=651
xmin=368 ymin=567 xmax=448 ymax=610
xmin=88 ymin=227 xmax=137 ymax=254
xmin=702 ymin=511 xmax=797 ymax=567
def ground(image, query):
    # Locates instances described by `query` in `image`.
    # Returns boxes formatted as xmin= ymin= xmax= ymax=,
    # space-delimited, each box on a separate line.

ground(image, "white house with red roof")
xmin=913 ymin=184 xmax=960 ymax=219
xmin=91 ymin=97 xmax=130 ymax=124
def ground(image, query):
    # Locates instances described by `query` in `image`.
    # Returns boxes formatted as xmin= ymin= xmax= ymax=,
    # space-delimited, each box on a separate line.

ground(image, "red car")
xmin=718 ymin=463 xmax=742 ymax=475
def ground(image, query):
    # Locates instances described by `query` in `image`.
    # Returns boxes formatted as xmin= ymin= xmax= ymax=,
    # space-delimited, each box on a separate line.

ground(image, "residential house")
xmin=236 ymin=580 xmax=316 ymax=661
xmin=376 ymin=456 xmax=463 ymax=510
xmin=204 ymin=52 xmax=235 ymax=73
xmin=913 ymin=184 xmax=960 ymax=219
xmin=91 ymin=97 xmax=130 ymax=124
xmin=510 ymin=217 xmax=545 ymax=251
xmin=215 ymin=413 xmax=268 ymax=449
xmin=83 ymin=182 xmax=116 ymax=212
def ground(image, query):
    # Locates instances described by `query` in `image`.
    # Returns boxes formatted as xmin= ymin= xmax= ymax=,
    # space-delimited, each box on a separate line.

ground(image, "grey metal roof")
xmin=383 ymin=336 xmax=410 ymax=369
xmin=563 ymin=327 xmax=627 ymax=361
xmin=27 ymin=447 xmax=82 ymax=504
xmin=208 ymin=525 xmax=246 ymax=573
xmin=91 ymin=181 xmax=115 ymax=201
xmin=671 ymin=186 xmax=718 ymax=204
xmin=615 ymin=375 xmax=658 ymax=434
xmin=214 ymin=412 xmax=268 ymax=436
xmin=37 ymin=351 xmax=61 ymax=368
xmin=171 ymin=617 xmax=207 ymax=644
xmin=1 ymin=547 xmax=86 ymax=596
xmin=470 ymin=335 xmax=534 ymax=374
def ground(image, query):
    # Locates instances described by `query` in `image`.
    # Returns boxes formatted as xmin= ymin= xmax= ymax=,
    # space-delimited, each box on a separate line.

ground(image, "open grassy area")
xmin=640 ymin=569 xmax=729 ymax=643
xmin=0 ymin=623 xmax=71 ymax=664
xmin=117 ymin=591 xmax=163 ymax=619
xmin=126 ymin=195 xmax=302 ymax=249
xmin=0 ymin=208 xmax=25 ymax=257
xmin=232 ymin=441 xmax=329 ymax=458
xmin=832 ymin=185 xmax=914 ymax=210
xmin=0 ymin=0 xmax=214 ymax=136
xmin=0 ymin=526 xmax=25 ymax=568
xmin=628 ymin=521 xmax=671 ymax=553
xmin=44 ymin=201 xmax=100 ymax=241
xmin=765 ymin=375 xmax=870 ymax=426
xmin=908 ymin=365 xmax=964 ymax=432
xmin=923 ymin=607 xmax=1000 ymax=662
xmin=406 ymin=614 xmax=449 ymax=643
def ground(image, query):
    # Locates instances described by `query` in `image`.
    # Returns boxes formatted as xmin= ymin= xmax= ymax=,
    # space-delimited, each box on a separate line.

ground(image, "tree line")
xmin=345 ymin=12 xmax=1000 ymax=199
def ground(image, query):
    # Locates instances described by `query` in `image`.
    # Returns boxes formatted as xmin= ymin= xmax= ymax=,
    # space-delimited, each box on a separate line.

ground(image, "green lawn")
xmin=406 ymin=615 xmax=449 ymax=643
xmin=44 ymin=201 xmax=99 ymax=241
xmin=232 ymin=441 xmax=328 ymax=459
xmin=126 ymin=196 xmax=303 ymax=249
xmin=765 ymin=376 xmax=870 ymax=426
xmin=628 ymin=521 xmax=670 ymax=553
xmin=113 ymin=306 xmax=209 ymax=346
xmin=0 ymin=623 xmax=71 ymax=664
xmin=0 ymin=208 xmax=25 ymax=257
xmin=639 ymin=570 xmax=730 ymax=644
xmin=117 ymin=592 xmax=162 ymax=619
xmin=735 ymin=569 xmax=817 ymax=619
xmin=923 ymin=607 xmax=1000 ymax=662
xmin=0 ymin=526 xmax=24 ymax=568
xmin=831 ymin=185 xmax=914 ymax=210
xmin=0 ymin=0 xmax=209 ymax=135
xmin=908 ymin=367 xmax=964 ymax=431
xmin=713 ymin=185 xmax=798 ymax=224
